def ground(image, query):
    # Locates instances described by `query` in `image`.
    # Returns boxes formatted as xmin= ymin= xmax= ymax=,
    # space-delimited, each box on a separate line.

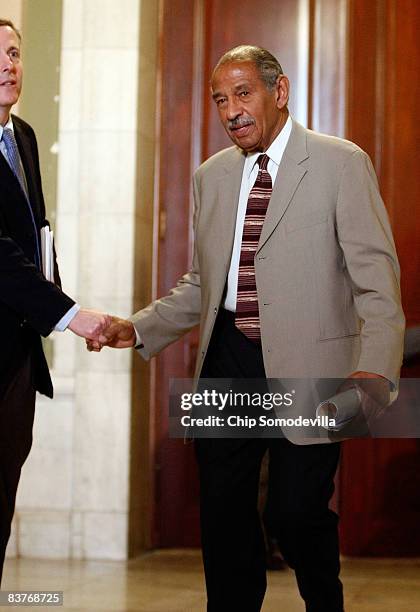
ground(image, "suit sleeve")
xmin=0 ymin=228 xmax=75 ymax=337
xmin=336 ymin=149 xmax=405 ymax=386
xmin=130 ymin=173 xmax=202 ymax=359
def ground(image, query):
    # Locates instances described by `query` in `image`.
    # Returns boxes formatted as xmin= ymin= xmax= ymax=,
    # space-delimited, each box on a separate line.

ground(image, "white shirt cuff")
xmin=54 ymin=303 xmax=81 ymax=331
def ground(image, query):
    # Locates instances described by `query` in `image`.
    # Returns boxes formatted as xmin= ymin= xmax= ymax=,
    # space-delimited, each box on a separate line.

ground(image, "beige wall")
xmin=0 ymin=0 xmax=22 ymax=29
xmin=19 ymin=0 xmax=62 ymax=221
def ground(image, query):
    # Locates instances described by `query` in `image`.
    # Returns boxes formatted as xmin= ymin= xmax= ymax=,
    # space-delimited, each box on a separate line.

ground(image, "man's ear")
xmin=275 ymin=75 xmax=289 ymax=110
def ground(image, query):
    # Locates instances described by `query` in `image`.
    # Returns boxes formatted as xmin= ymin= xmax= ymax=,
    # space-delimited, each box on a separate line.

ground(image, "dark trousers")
xmin=195 ymin=308 xmax=343 ymax=612
xmin=0 ymin=356 xmax=36 ymax=585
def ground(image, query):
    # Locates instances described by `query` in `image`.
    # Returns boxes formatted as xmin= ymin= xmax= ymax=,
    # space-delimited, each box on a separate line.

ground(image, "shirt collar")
xmin=0 ymin=116 xmax=14 ymax=141
xmin=244 ymin=114 xmax=293 ymax=179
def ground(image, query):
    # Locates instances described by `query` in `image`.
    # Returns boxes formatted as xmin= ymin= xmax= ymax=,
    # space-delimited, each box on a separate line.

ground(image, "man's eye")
xmin=239 ymin=91 xmax=249 ymax=97
xmin=216 ymin=98 xmax=226 ymax=106
xmin=10 ymin=50 xmax=20 ymax=60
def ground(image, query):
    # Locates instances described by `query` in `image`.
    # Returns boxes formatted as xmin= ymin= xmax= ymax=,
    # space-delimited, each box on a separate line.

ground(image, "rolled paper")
xmin=316 ymin=387 xmax=362 ymax=431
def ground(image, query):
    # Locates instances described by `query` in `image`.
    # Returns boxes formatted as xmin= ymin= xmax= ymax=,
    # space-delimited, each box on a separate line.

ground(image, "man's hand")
xmin=339 ymin=371 xmax=390 ymax=421
xmin=68 ymin=308 xmax=112 ymax=340
xmin=86 ymin=316 xmax=136 ymax=352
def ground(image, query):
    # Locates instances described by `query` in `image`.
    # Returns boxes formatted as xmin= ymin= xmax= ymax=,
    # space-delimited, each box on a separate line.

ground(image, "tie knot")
xmin=2 ymin=127 xmax=13 ymax=143
xmin=257 ymin=154 xmax=270 ymax=171
xmin=2 ymin=128 xmax=18 ymax=154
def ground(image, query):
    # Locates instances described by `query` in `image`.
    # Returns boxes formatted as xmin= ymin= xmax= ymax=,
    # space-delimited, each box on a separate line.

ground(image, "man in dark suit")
xmin=0 ymin=19 xmax=112 ymax=583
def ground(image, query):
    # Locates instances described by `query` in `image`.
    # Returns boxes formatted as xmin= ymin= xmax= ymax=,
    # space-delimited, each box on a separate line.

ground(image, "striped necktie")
xmin=235 ymin=153 xmax=272 ymax=342
xmin=2 ymin=127 xmax=41 ymax=268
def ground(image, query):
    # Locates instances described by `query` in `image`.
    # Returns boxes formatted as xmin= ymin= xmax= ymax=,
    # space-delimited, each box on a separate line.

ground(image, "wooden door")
xmin=339 ymin=0 xmax=420 ymax=556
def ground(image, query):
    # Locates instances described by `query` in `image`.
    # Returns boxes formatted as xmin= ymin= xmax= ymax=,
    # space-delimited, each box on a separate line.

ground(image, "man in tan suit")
xmin=91 ymin=46 xmax=404 ymax=612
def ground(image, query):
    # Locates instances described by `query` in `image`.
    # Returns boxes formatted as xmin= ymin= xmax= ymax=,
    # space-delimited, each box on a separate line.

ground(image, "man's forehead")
xmin=211 ymin=61 xmax=259 ymax=91
xmin=0 ymin=25 xmax=20 ymax=45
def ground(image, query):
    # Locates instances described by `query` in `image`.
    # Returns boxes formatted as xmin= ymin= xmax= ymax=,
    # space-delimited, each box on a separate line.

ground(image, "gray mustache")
xmin=228 ymin=117 xmax=255 ymax=130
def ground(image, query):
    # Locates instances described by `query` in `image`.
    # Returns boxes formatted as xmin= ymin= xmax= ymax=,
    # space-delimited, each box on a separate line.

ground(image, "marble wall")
xmin=6 ymin=0 xmax=158 ymax=560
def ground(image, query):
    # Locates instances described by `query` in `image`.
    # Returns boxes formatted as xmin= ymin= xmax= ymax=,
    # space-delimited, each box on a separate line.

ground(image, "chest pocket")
xmin=285 ymin=210 xmax=329 ymax=233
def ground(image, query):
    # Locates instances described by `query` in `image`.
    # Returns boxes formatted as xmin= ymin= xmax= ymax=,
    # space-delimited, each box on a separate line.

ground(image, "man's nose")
xmin=0 ymin=53 xmax=13 ymax=72
xmin=225 ymin=98 xmax=242 ymax=120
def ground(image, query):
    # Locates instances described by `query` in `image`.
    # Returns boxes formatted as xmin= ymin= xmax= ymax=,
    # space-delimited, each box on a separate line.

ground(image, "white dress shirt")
xmin=223 ymin=114 xmax=292 ymax=311
xmin=1 ymin=116 xmax=79 ymax=331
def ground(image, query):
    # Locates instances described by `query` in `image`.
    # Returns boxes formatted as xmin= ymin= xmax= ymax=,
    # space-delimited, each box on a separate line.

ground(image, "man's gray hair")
xmin=213 ymin=45 xmax=283 ymax=91
xmin=0 ymin=18 xmax=21 ymax=42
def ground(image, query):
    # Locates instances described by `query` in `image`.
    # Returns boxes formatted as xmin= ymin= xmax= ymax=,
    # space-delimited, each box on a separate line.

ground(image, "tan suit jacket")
xmin=132 ymin=120 xmax=405 ymax=441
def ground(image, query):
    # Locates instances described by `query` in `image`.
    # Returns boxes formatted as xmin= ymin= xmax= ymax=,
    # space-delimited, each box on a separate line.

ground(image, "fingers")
xmin=79 ymin=313 xmax=136 ymax=351
xmin=86 ymin=339 xmax=102 ymax=352
xmin=101 ymin=318 xmax=136 ymax=348
xmin=88 ymin=313 xmax=113 ymax=338
xmin=338 ymin=372 xmax=390 ymax=424
xmin=85 ymin=323 xmax=116 ymax=351
xmin=99 ymin=320 xmax=122 ymax=341
xmin=69 ymin=309 xmax=113 ymax=340
xmin=94 ymin=315 xmax=112 ymax=335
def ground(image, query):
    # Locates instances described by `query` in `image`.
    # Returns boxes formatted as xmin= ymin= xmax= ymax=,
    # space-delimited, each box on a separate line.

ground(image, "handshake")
xmin=67 ymin=308 xmax=136 ymax=352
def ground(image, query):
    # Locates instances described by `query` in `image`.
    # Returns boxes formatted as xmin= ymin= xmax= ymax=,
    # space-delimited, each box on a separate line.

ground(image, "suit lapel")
xmin=257 ymin=121 xmax=309 ymax=252
xmin=0 ymin=135 xmax=28 ymax=224
xmin=0 ymin=129 xmax=23 ymax=198
xmin=12 ymin=116 xmax=41 ymax=223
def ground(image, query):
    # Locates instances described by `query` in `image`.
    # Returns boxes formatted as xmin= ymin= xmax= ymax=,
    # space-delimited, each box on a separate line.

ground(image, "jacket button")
xmin=214 ymin=307 xmax=218 ymax=314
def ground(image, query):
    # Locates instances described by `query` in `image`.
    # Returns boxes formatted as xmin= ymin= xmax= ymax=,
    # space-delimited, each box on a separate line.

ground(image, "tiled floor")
xmin=2 ymin=551 xmax=420 ymax=611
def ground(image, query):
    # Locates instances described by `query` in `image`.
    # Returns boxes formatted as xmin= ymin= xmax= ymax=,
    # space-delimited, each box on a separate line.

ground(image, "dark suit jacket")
xmin=0 ymin=115 xmax=75 ymax=399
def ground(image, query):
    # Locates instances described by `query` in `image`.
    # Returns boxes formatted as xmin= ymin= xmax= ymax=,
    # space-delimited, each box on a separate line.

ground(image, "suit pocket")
xmin=285 ymin=211 xmax=328 ymax=233
xmin=319 ymin=329 xmax=360 ymax=341
xmin=318 ymin=276 xmax=361 ymax=341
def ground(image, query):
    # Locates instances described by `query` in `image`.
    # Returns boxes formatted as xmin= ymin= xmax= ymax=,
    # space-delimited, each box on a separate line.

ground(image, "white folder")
xmin=40 ymin=225 xmax=54 ymax=282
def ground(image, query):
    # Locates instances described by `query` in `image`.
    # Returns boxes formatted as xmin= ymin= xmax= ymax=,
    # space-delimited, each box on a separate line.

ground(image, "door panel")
xmin=340 ymin=0 xmax=420 ymax=556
